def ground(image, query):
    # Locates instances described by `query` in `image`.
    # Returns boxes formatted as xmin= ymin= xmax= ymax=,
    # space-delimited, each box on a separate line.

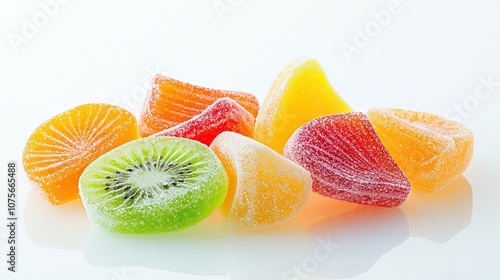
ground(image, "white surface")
xmin=1 ymin=0 xmax=500 ymax=279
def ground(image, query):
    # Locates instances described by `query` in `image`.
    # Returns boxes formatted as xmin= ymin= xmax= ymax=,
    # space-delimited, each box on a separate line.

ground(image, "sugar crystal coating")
xmin=284 ymin=112 xmax=411 ymax=207
xmin=367 ymin=108 xmax=474 ymax=193
xmin=151 ymin=98 xmax=255 ymax=146
xmin=22 ymin=103 xmax=140 ymax=205
xmin=79 ymin=137 xmax=228 ymax=234
xmin=139 ymin=74 xmax=259 ymax=136
xmin=210 ymin=132 xmax=312 ymax=231
xmin=254 ymin=58 xmax=352 ymax=154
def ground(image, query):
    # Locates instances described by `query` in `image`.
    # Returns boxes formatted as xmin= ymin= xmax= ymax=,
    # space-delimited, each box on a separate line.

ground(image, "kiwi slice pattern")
xmin=79 ymin=137 xmax=228 ymax=234
xmin=101 ymin=159 xmax=193 ymax=204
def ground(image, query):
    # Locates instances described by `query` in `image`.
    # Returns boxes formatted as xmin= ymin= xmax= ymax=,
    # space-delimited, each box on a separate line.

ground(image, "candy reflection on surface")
xmin=24 ymin=189 xmax=91 ymax=251
xmin=402 ymin=175 xmax=473 ymax=243
xmin=304 ymin=206 xmax=410 ymax=279
xmin=83 ymin=212 xmax=229 ymax=276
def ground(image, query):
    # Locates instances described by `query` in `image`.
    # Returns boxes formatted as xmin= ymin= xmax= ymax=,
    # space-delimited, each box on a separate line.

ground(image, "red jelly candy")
xmin=283 ymin=112 xmax=411 ymax=207
xmin=139 ymin=74 xmax=259 ymax=136
xmin=151 ymin=98 xmax=255 ymax=146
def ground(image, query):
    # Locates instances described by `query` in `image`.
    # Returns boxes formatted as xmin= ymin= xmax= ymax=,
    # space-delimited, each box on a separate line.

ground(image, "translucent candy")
xmin=139 ymin=74 xmax=259 ymax=136
xmin=367 ymin=108 xmax=474 ymax=193
xmin=210 ymin=132 xmax=312 ymax=231
xmin=22 ymin=103 xmax=141 ymax=205
xmin=284 ymin=112 xmax=411 ymax=207
xmin=79 ymin=137 xmax=228 ymax=234
xmin=254 ymin=58 xmax=352 ymax=154
xmin=151 ymin=98 xmax=255 ymax=146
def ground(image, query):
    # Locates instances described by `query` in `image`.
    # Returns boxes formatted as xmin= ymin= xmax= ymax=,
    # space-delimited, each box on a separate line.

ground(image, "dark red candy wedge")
xmin=151 ymin=98 xmax=255 ymax=146
xmin=283 ymin=112 xmax=411 ymax=207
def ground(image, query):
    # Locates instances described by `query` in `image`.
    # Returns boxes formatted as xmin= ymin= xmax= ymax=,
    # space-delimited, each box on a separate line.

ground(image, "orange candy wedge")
xmin=139 ymin=74 xmax=260 ymax=136
xmin=22 ymin=103 xmax=140 ymax=205
xmin=367 ymin=108 xmax=474 ymax=193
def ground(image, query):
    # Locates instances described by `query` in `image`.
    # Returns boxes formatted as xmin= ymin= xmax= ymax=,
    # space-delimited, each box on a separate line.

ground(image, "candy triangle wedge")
xmin=284 ymin=112 xmax=411 ymax=207
xmin=210 ymin=132 xmax=312 ymax=231
xmin=140 ymin=74 xmax=259 ymax=136
xmin=254 ymin=58 xmax=352 ymax=153
xmin=367 ymin=108 xmax=474 ymax=193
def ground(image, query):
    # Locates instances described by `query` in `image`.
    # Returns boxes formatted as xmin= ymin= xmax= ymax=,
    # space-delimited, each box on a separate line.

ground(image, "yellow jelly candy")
xmin=210 ymin=132 xmax=312 ymax=231
xmin=367 ymin=108 xmax=474 ymax=193
xmin=254 ymin=58 xmax=352 ymax=153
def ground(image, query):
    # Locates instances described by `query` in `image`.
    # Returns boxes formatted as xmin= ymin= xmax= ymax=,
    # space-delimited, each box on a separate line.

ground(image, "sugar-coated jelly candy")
xmin=210 ymin=132 xmax=312 ymax=231
xmin=139 ymin=74 xmax=259 ymax=136
xmin=366 ymin=108 xmax=474 ymax=193
xmin=254 ymin=58 xmax=352 ymax=154
xmin=151 ymin=98 xmax=255 ymax=146
xmin=284 ymin=112 xmax=411 ymax=207
xmin=22 ymin=103 xmax=140 ymax=205
xmin=79 ymin=137 xmax=228 ymax=234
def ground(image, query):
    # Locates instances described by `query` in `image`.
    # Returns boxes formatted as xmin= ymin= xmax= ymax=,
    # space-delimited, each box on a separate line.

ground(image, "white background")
xmin=1 ymin=0 xmax=500 ymax=279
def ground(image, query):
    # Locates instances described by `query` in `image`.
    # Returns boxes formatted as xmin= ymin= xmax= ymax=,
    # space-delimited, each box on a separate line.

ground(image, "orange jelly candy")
xmin=22 ymin=103 xmax=140 ymax=205
xmin=210 ymin=132 xmax=312 ymax=231
xmin=367 ymin=108 xmax=474 ymax=193
xmin=139 ymin=74 xmax=260 ymax=136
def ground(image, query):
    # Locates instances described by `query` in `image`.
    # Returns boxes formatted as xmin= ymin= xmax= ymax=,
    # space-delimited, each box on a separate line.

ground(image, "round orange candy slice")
xmin=22 ymin=103 xmax=141 ymax=205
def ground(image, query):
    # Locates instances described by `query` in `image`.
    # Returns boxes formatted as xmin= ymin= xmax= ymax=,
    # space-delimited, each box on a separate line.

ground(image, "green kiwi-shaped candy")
xmin=79 ymin=137 xmax=228 ymax=234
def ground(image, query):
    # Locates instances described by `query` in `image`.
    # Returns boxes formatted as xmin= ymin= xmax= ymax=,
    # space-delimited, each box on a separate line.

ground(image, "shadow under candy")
xmin=401 ymin=175 xmax=473 ymax=243
xmin=83 ymin=214 xmax=230 ymax=276
xmin=304 ymin=206 xmax=410 ymax=279
xmin=295 ymin=193 xmax=359 ymax=228
xmin=24 ymin=189 xmax=91 ymax=251
xmin=27 ymin=174 xmax=469 ymax=279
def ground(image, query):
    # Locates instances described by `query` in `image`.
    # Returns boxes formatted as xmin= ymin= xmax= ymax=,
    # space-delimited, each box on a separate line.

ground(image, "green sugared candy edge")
xmin=79 ymin=137 xmax=228 ymax=234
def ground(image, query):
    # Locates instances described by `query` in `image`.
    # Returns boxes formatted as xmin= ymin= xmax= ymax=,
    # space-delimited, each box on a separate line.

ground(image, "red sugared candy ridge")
xmin=151 ymin=98 xmax=255 ymax=146
xmin=283 ymin=112 xmax=411 ymax=207
xmin=139 ymin=74 xmax=259 ymax=136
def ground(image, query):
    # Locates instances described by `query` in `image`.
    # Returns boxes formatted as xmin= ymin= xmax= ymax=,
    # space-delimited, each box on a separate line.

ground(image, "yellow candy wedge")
xmin=210 ymin=132 xmax=312 ymax=231
xmin=254 ymin=58 xmax=352 ymax=153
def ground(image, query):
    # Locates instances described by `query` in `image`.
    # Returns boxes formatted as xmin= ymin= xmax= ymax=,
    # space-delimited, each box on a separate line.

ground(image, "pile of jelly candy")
xmin=22 ymin=57 xmax=474 ymax=233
